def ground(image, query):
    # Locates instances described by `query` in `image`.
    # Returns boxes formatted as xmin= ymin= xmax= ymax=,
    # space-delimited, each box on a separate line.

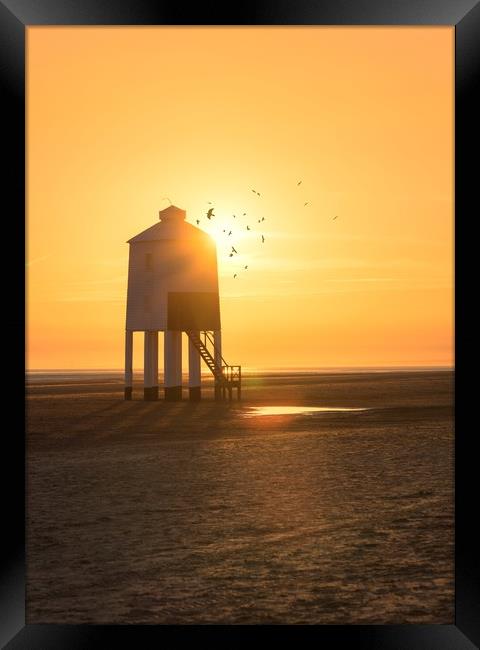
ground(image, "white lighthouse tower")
xmin=124 ymin=204 xmax=241 ymax=401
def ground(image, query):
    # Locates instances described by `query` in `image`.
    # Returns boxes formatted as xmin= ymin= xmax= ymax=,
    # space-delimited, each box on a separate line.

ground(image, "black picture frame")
xmin=1 ymin=1 xmax=477 ymax=647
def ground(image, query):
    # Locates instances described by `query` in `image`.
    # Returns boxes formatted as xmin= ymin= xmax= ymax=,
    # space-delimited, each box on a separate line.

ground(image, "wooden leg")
xmin=188 ymin=332 xmax=201 ymax=401
xmin=164 ymin=331 xmax=182 ymax=401
xmin=124 ymin=330 xmax=133 ymax=400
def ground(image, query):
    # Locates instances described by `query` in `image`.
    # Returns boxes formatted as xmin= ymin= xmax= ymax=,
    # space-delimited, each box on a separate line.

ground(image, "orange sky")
xmin=27 ymin=27 xmax=453 ymax=370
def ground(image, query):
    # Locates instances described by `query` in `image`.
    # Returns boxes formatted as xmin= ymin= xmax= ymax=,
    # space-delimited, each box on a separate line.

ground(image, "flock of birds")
xmin=193 ymin=181 xmax=339 ymax=278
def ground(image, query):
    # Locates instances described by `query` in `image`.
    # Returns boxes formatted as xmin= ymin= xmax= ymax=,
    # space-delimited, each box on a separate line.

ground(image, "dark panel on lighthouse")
xmin=167 ymin=292 xmax=221 ymax=331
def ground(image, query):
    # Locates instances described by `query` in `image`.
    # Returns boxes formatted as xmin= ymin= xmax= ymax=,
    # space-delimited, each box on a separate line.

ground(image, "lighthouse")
xmin=124 ymin=204 xmax=241 ymax=401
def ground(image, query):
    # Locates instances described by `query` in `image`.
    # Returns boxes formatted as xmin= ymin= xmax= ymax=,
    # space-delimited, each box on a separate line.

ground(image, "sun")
xmin=192 ymin=213 xmax=256 ymax=278
xmin=195 ymin=214 xmax=248 ymax=249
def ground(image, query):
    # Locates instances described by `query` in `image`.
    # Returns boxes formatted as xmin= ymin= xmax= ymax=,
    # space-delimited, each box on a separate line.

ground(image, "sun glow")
xmin=27 ymin=27 xmax=453 ymax=369
xmin=189 ymin=206 xmax=265 ymax=278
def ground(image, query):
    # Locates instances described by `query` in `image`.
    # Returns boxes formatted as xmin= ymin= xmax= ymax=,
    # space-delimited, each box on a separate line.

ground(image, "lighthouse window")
xmin=145 ymin=253 xmax=153 ymax=270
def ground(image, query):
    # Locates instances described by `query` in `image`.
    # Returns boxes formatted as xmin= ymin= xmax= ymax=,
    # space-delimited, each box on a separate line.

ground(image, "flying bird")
xmin=297 ymin=180 xmax=302 ymax=186
xmin=206 ymin=208 xmax=214 ymax=219
xmin=234 ymin=274 xmax=237 ymax=278
xmin=261 ymin=217 xmax=265 ymax=221
xmin=246 ymin=225 xmax=250 ymax=231
xmin=251 ymin=189 xmax=257 ymax=194
xmin=233 ymin=214 xmax=236 ymax=218
xmin=231 ymin=246 xmax=238 ymax=254
xmin=304 ymin=202 xmax=309 ymax=207
xmin=256 ymin=192 xmax=261 ymax=196
xmin=229 ymin=253 xmax=234 ymax=257
xmin=228 ymin=231 xmax=232 ymax=236
xmin=243 ymin=212 xmax=247 ymax=216
xmin=196 ymin=219 xmax=200 ymax=225
xmin=333 ymin=215 xmax=338 ymax=220
xmin=244 ymin=265 xmax=248 ymax=270
xmin=261 ymin=235 xmax=265 ymax=243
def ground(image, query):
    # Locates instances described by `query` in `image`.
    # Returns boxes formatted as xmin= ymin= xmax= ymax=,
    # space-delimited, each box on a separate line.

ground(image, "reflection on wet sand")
xmin=240 ymin=405 xmax=370 ymax=417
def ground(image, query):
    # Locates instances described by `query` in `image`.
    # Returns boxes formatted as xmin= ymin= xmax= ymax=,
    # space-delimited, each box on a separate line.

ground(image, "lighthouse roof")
xmin=127 ymin=205 xmax=208 ymax=243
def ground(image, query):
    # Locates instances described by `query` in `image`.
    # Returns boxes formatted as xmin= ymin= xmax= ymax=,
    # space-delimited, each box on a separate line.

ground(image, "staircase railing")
xmin=185 ymin=330 xmax=241 ymax=399
xmin=222 ymin=364 xmax=241 ymax=385
xmin=201 ymin=330 xmax=230 ymax=371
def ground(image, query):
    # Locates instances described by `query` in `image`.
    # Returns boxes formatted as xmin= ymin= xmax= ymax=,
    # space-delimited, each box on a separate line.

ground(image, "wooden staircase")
xmin=185 ymin=330 xmax=241 ymax=400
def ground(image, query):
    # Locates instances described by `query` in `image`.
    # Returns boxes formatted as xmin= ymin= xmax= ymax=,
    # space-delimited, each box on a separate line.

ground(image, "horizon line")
xmin=26 ymin=364 xmax=454 ymax=373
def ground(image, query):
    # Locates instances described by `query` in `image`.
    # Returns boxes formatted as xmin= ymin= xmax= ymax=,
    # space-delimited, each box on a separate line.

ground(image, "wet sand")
xmin=26 ymin=370 xmax=454 ymax=624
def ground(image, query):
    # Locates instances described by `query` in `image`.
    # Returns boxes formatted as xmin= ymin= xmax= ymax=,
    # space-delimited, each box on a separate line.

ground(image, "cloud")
xmin=90 ymin=258 xmax=128 ymax=268
xmin=221 ymin=280 xmax=452 ymax=300
xmin=66 ymin=275 xmax=127 ymax=286
xmin=55 ymin=292 xmax=125 ymax=303
xmin=26 ymin=256 xmax=49 ymax=267
xmin=219 ymin=255 xmax=436 ymax=277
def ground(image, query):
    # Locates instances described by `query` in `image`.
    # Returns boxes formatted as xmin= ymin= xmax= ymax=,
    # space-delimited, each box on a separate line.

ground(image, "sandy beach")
xmin=26 ymin=370 xmax=454 ymax=624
